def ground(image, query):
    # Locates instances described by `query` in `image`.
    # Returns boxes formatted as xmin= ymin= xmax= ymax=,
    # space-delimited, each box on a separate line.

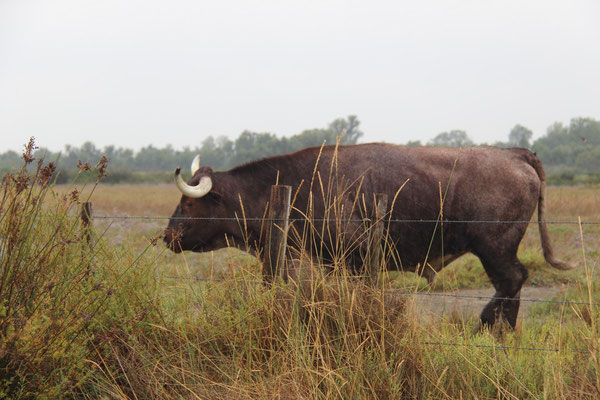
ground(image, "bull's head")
xmin=164 ymin=156 xmax=234 ymax=253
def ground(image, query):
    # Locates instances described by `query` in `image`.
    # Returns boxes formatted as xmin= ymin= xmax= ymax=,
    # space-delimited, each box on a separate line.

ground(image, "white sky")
xmin=1 ymin=0 xmax=599 ymax=153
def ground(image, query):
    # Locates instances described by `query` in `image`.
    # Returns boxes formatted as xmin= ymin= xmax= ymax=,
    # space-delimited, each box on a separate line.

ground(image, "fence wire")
xmin=389 ymin=289 xmax=600 ymax=307
xmin=422 ymin=341 xmax=590 ymax=354
xmin=93 ymin=214 xmax=600 ymax=225
xmin=157 ymin=275 xmax=600 ymax=307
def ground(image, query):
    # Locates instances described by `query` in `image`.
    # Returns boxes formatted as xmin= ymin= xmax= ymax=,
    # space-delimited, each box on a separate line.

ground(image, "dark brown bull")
xmin=164 ymin=143 xmax=574 ymax=328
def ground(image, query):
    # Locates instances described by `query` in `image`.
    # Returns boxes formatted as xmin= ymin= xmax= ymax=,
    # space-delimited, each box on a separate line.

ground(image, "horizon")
xmin=1 ymin=114 xmax=595 ymax=155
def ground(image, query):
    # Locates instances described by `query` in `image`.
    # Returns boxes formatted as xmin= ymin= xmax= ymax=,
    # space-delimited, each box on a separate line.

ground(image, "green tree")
xmin=428 ymin=130 xmax=474 ymax=147
xmin=532 ymin=117 xmax=600 ymax=171
xmin=1 ymin=115 xmax=365 ymax=177
xmin=508 ymin=124 xmax=533 ymax=148
xmin=0 ymin=150 xmax=20 ymax=167
xmin=134 ymin=144 xmax=175 ymax=171
xmin=289 ymin=128 xmax=334 ymax=149
xmin=328 ymin=115 xmax=363 ymax=145
xmin=568 ymin=117 xmax=600 ymax=145
xmin=290 ymin=115 xmax=363 ymax=149
xmin=233 ymin=131 xmax=281 ymax=165
xmin=575 ymin=147 xmax=600 ymax=173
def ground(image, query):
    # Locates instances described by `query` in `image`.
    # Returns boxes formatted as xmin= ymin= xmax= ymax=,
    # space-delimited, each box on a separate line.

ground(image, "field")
xmin=2 ymin=164 xmax=600 ymax=399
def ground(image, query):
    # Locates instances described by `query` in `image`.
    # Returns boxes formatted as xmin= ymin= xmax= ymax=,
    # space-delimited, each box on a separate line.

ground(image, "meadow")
xmin=1 ymin=156 xmax=599 ymax=399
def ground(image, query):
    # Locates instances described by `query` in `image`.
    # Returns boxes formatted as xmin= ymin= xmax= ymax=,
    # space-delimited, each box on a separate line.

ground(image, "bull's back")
xmin=288 ymin=144 xmax=540 ymax=217
xmin=272 ymin=144 xmax=542 ymax=268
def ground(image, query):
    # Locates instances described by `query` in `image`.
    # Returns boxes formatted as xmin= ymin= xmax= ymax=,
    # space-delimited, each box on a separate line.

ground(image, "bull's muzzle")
xmin=163 ymin=227 xmax=184 ymax=253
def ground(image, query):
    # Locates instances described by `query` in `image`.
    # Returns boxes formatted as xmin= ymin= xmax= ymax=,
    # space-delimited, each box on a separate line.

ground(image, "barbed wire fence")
xmin=154 ymin=274 xmax=600 ymax=308
xmin=92 ymin=214 xmax=600 ymax=225
xmin=79 ymin=190 xmax=600 ymax=355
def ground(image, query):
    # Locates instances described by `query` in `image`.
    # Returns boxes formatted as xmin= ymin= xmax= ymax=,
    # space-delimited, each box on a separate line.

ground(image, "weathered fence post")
xmin=80 ymin=201 xmax=93 ymax=276
xmin=80 ymin=202 xmax=93 ymax=245
xmin=263 ymin=185 xmax=292 ymax=284
xmin=366 ymin=193 xmax=388 ymax=285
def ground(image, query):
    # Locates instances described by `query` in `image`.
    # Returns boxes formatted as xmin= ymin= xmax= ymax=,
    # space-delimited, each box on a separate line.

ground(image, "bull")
xmin=164 ymin=143 xmax=574 ymax=328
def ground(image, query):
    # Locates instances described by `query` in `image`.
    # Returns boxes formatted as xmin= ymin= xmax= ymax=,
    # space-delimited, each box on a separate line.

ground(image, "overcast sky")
xmin=1 ymin=0 xmax=599 ymax=153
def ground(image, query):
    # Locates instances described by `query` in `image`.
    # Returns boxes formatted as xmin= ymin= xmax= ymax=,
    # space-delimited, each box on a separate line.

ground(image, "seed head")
xmin=22 ymin=137 xmax=38 ymax=164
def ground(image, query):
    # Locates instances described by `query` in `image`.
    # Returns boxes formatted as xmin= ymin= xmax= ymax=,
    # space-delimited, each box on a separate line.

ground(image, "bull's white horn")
xmin=191 ymin=154 xmax=201 ymax=176
xmin=174 ymin=168 xmax=212 ymax=198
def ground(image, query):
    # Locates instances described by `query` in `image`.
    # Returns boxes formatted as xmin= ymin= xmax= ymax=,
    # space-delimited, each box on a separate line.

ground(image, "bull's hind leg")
xmin=477 ymin=252 xmax=528 ymax=329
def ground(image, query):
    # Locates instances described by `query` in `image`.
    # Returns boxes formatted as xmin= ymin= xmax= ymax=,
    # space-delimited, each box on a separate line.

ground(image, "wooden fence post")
xmin=81 ymin=202 xmax=92 ymax=245
xmin=263 ymin=185 xmax=292 ymax=284
xmin=80 ymin=201 xmax=93 ymax=276
xmin=366 ymin=193 xmax=388 ymax=285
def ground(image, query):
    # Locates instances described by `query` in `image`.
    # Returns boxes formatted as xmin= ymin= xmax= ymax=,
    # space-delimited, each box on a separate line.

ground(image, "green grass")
xmin=387 ymin=248 xmax=583 ymax=292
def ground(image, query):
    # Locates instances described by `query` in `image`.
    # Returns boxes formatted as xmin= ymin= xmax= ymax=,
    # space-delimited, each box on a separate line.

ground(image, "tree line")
xmin=1 ymin=115 xmax=598 ymax=184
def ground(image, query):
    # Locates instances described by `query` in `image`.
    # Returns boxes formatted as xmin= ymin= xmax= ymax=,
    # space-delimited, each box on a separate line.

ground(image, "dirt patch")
xmin=411 ymin=285 xmax=566 ymax=321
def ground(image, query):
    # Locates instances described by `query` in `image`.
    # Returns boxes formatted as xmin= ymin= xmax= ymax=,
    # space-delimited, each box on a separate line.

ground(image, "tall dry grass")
xmin=0 ymin=141 xmax=164 ymax=398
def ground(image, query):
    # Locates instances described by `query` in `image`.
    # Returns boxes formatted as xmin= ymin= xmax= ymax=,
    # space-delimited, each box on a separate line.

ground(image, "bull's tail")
xmin=524 ymin=151 xmax=575 ymax=270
